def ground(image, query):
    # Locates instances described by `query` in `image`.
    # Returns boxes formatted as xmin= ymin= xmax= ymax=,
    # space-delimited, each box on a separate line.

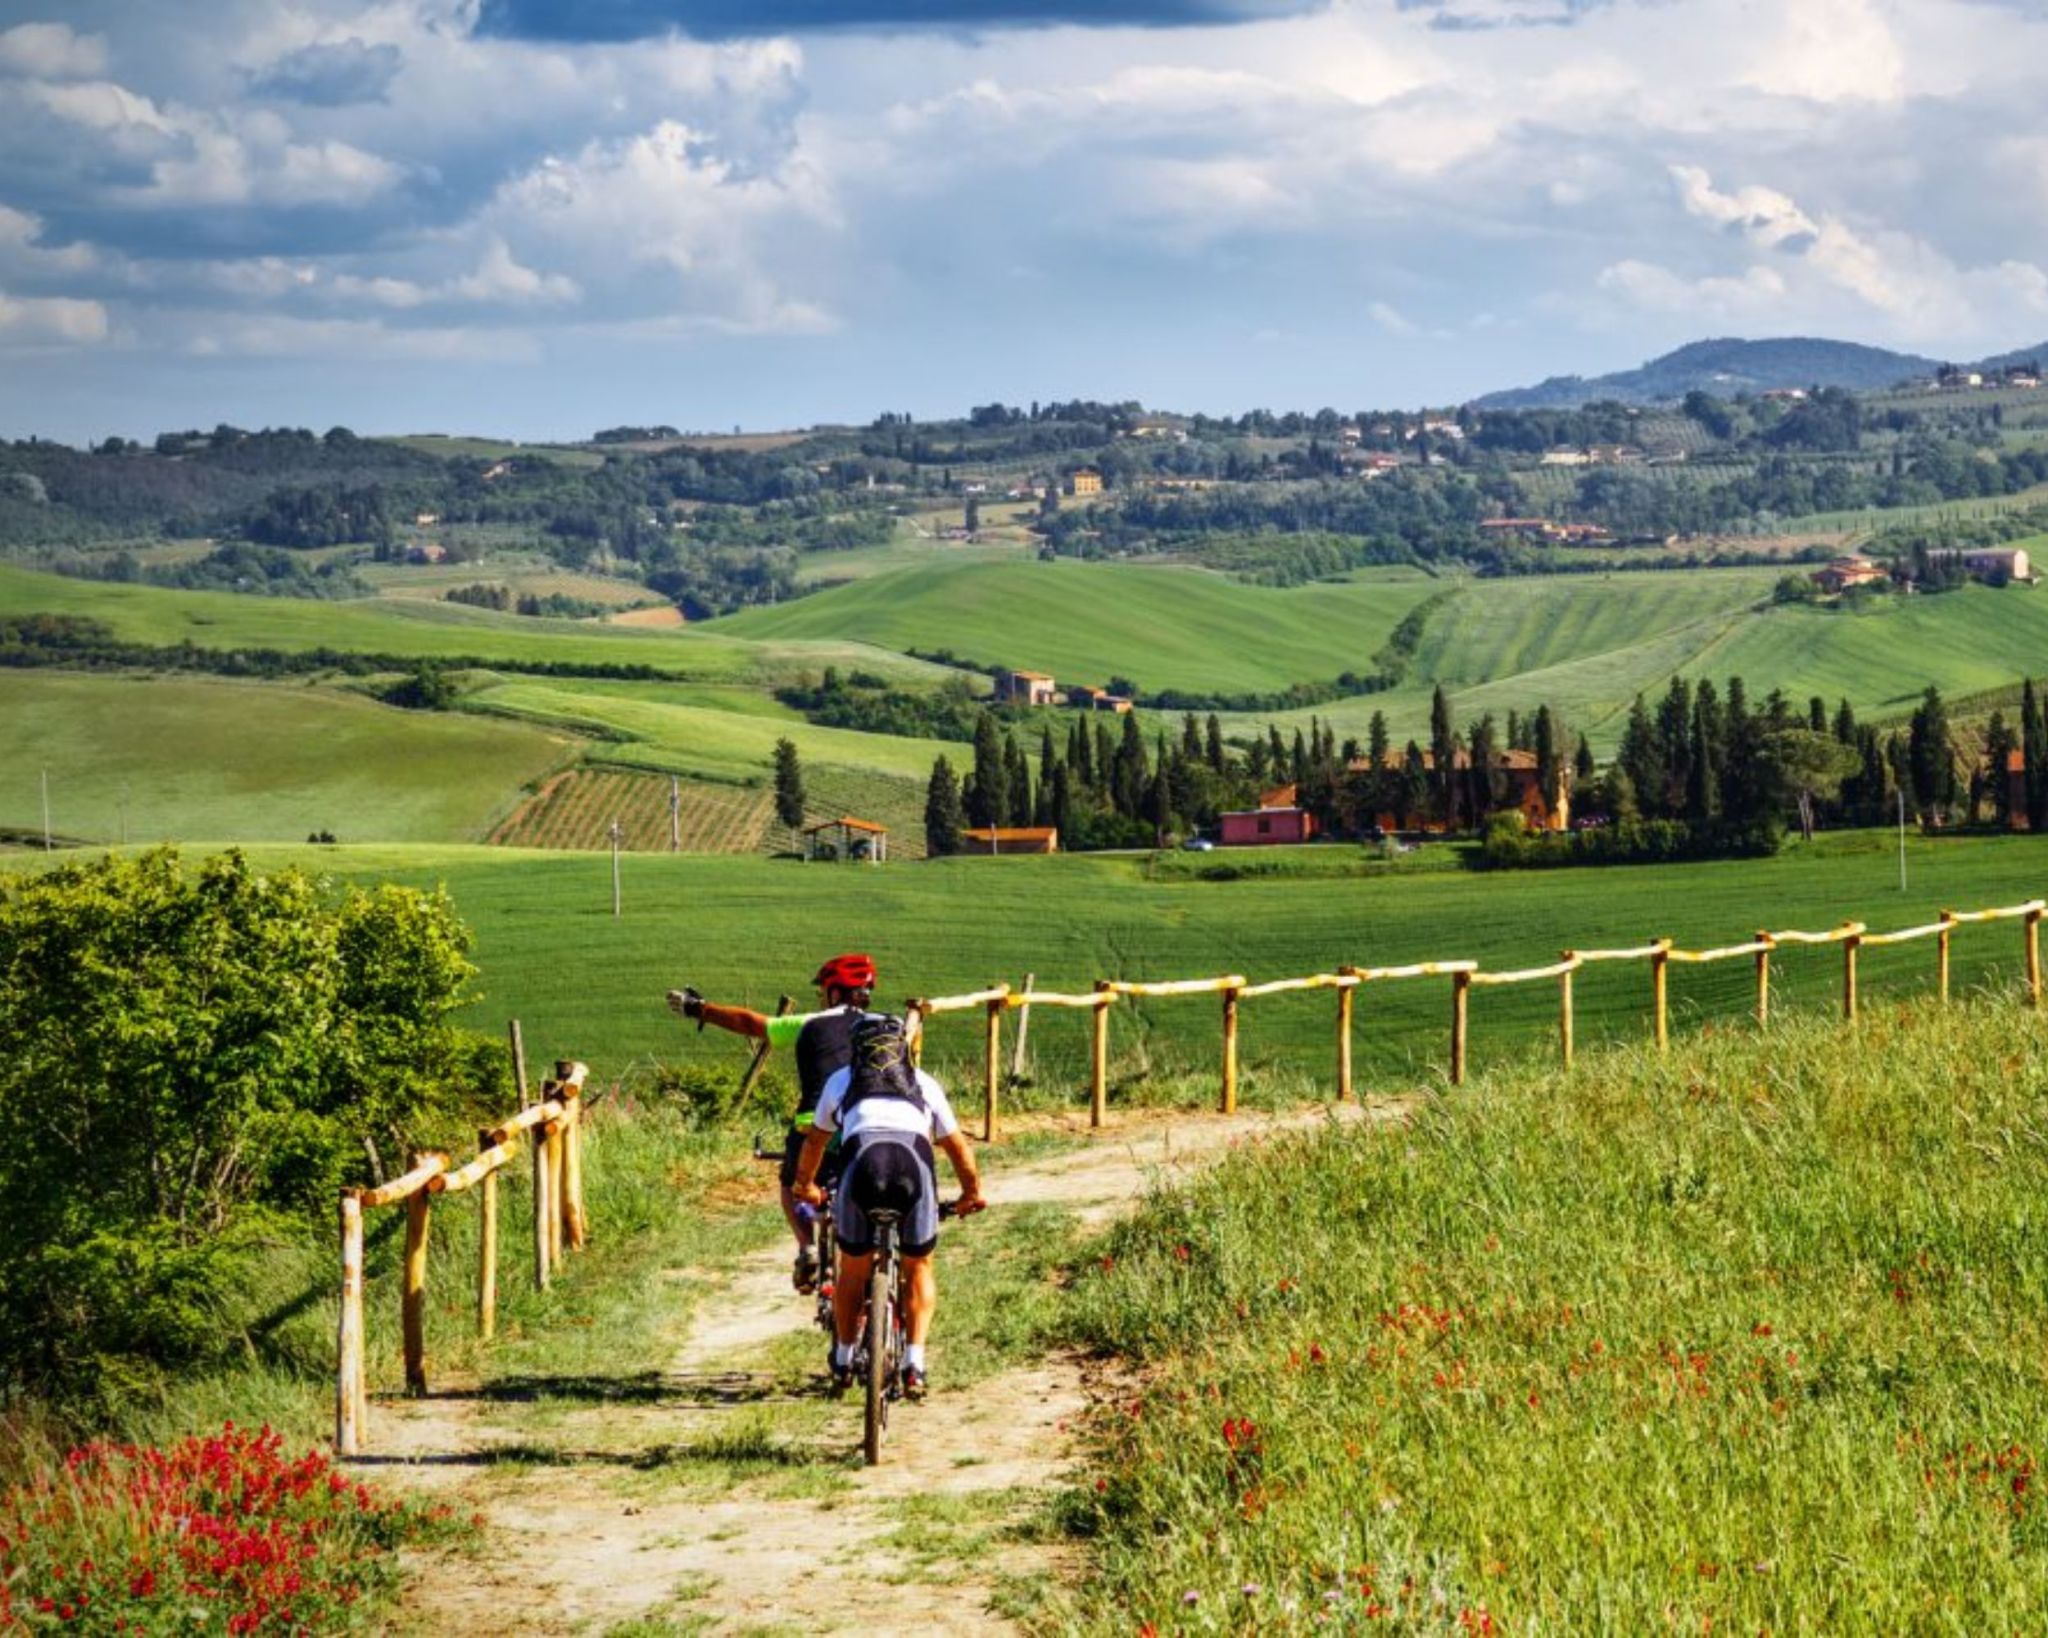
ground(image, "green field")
xmin=0 ymin=672 xmax=568 ymax=845
xmin=0 ymin=564 xmax=935 ymax=685
xmin=45 ymin=830 xmax=2036 ymax=1094
xmin=721 ymin=557 xmax=1439 ymax=694
xmin=1064 ymin=997 xmax=2048 ymax=1629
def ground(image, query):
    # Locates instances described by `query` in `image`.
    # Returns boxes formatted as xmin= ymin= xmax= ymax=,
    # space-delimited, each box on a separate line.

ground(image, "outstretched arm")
xmin=936 ymin=1131 xmax=986 ymax=1211
xmin=666 ymin=989 xmax=770 ymax=1039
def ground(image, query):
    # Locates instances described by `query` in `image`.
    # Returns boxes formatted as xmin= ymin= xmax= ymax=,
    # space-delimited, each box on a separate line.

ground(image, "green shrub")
xmin=0 ymin=849 xmax=493 ymax=1403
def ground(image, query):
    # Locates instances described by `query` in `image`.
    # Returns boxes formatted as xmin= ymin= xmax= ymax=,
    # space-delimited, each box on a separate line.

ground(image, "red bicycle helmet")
xmin=813 ymin=952 xmax=878 ymax=992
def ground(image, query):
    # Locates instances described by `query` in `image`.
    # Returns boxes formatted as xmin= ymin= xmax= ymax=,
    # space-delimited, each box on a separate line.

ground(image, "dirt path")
xmin=378 ymin=1103 xmax=1369 ymax=1636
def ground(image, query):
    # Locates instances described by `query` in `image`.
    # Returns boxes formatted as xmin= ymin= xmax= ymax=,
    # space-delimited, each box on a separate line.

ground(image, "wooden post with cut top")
xmin=1335 ymin=968 xmax=1356 ymax=1102
xmin=476 ymin=1126 xmax=498 ymax=1339
xmin=1009 ymin=973 xmax=1036 ymax=1082
xmin=1558 ymin=953 xmax=1576 ymax=1069
xmin=1450 ymin=969 xmax=1470 ymax=1086
xmin=2027 ymin=906 xmax=2042 ymax=1008
xmin=532 ymin=1102 xmax=554 ymax=1292
xmin=337 ymin=1191 xmax=365 ymax=1455
xmin=1842 ymin=927 xmax=1861 ymax=1021
xmin=1651 ymin=939 xmax=1671 ymax=1053
xmin=1220 ymin=984 xmax=1241 ymax=1114
xmin=983 ymin=989 xmax=1004 ymax=1143
xmin=1090 ymin=982 xmax=1111 ymax=1128
xmin=558 ymin=1063 xmax=587 ymax=1252
xmin=1754 ymin=934 xmax=1772 ymax=1026
xmin=1938 ymin=912 xmax=1955 ymax=1003
xmin=402 ymin=1154 xmax=442 ymax=1397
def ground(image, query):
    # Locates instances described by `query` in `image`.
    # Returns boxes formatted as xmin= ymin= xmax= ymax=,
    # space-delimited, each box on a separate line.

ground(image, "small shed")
xmin=1219 ymin=807 xmax=1316 ymax=847
xmin=960 ymin=826 xmax=1060 ymax=855
xmin=803 ymin=817 xmax=889 ymax=863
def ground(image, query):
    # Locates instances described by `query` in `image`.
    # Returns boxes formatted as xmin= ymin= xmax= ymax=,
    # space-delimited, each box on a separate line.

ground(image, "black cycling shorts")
xmin=835 ymin=1133 xmax=939 ymax=1259
xmin=778 ymin=1124 xmax=844 ymax=1191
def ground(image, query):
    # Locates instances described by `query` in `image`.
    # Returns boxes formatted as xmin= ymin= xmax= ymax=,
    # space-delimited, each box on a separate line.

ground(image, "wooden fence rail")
xmin=899 ymin=896 xmax=2048 ymax=1128
xmin=337 ymin=1047 xmax=589 ymax=1458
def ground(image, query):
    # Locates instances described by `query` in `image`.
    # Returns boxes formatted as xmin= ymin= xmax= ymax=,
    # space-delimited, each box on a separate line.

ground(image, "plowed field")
xmin=489 ymin=769 xmax=772 ymax=853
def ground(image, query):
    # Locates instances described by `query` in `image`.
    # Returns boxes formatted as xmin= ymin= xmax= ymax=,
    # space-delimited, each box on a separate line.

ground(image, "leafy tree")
xmin=0 ymin=849 xmax=488 ymax=1399
xmin=924 ymin=756 xmax=963 ymax=856
xmin=773 ymin=737 xmax=806 ymax=830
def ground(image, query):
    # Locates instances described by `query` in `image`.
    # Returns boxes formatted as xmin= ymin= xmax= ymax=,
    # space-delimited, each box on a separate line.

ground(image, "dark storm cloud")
xmin=247 ymin=39 xmax=404 ymax=107
xmin=474 ymin=0 xmax=1325 ymax=42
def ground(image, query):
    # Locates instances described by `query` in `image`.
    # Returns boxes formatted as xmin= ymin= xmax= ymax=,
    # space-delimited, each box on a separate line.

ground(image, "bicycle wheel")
xmin=815 ymin=1213 xmax=837 ymax=1333
xmin=863 ymin=1241 xmax=893 ymax=1465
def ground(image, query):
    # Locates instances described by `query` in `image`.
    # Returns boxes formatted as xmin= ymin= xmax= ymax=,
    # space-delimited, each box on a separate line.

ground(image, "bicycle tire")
xmin=815 ymin=1212 xmax=837 ymax=1333
xmin=863 ymin=1240 xmax=892 ymax=1465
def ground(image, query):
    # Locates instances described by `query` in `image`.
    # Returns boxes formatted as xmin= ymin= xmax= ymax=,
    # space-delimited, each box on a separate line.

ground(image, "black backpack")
xmin=842 ymin=1013 xmax=927 ymax=1115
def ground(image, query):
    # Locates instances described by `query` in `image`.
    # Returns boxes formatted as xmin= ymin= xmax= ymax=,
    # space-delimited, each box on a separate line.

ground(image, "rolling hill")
xmin=1473 ymin=336 xmax=1946 ymax=410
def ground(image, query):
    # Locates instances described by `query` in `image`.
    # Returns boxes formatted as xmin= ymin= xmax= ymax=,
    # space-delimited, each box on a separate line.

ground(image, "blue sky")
xmin=1 ymin=0 xmax=2045 ymax=442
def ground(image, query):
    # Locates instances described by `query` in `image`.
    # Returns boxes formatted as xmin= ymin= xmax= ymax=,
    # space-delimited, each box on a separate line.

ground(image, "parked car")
xmin=1181 ymin=836 xmax=1215 ymax=852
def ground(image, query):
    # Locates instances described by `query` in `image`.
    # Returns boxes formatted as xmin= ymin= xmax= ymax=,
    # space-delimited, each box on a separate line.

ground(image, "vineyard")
xmin=487 ymin=763 xmax=930 ymax=858
xmin=489 ymin=769 xmax=773 ymax=853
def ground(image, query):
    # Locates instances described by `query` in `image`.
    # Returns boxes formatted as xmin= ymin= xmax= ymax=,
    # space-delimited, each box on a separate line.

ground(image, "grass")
xmin=34 ymin=828 xmax=2040 ymax=1099
xmin=718 ymin=557 xmax=1439 ymax=696
xmin=0 ymin=563 xmax=936 ymax=686
xmin=1055 ymin=998 xmax=2048 ymax=1630
xmin=0 ymin=671 xmax=570 ymax=845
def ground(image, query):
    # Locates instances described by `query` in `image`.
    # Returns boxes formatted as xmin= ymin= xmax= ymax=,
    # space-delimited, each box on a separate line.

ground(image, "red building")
xmin=1219 ymin=786 xmax=1317 ymax=846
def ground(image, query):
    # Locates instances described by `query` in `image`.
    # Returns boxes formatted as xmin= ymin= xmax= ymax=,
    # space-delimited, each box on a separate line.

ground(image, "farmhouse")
xmin=1960 ymin=546 xmax=2033 ymax=584
xmin=1067 ymin=685 xmax=1133 ymax=714
xmin=1219 ymin=785 xmax=1317 ymax=847
xmin=1813 ymin=554 xmax=1886 ymax=594
xmin=960 ymin=826 xmax=1060 ymax=855
xmin=1353 ymin=749 xmax=1570 ymax=833
xmin=1540 ymin=448 xmax=1591 ymax=467
xmin=995 ymin=668 xmax=1059 ymax=706
xmin=1070 ymin=468 xmax=1104 ymax=497
xmin=406 ymin=542 xmax=447 ymax=565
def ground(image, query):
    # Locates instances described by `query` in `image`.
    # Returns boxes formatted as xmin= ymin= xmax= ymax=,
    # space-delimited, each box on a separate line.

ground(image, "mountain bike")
xmin=752 ymin=1137 xmax=836 ymax=1324
xmin=857 ymin=1199 xmax=965 ymax=1466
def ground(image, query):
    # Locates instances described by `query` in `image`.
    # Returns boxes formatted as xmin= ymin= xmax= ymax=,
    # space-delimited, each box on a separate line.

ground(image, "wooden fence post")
xmin=337 ymin=1191 xmax=364 ymax=1456
xmin=983 ymin=989 xmax=1003 ymax=1143
xmin=1938 ymin=912 xmax=1955 ymax=1003
xmin=1010 ymin=974 xmax=1036 ymax=1083
xmin=2027 ymin=907 xmax=2042 ymax=1008
xmin=1842 ymin=928 xmax=1861 ymax=1021
xmin=907 ymin=1002 xmax=925 ymax=1068
xmin=1335 ymin=969 xmax=1356 ymax=1102
xmin=1090 ymin=983 xmax=1111 ymax=1128
xmin=1220 ymin=984 xmax=1241 ymax=1115
xmin=545 ymin=1103 xmax=565 ymax=1269
xmin=560 ymin=1093 xmax=586 ymax=1252
xmin=402 ymin=1155 xmax=440 ymax=1397
xmin=476 ymin=1126 xmax=498 ymax=1340
xmin=508 ymin=1017 xmax=529 ymax=1103
xmin=532 ymin=1108 xmax=553 ymax=1292
xmin=1651 ymin=940 xmax=1671 ymax=1053
xmin=1754 ymin=934 xmax=1772 ymax=1027
xmin=1558 ymin=953 xmax=1575 ymax=1069
xmin=1450 ymin=969 xmax=1470 ymax=1086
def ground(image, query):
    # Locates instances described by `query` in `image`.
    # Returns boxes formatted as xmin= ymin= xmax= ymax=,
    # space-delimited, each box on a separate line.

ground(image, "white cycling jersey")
xmin=813 ymin=1061 xmax=961 ymax=1145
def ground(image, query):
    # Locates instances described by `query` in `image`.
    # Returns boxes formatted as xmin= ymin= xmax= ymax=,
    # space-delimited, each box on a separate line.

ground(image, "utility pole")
xmin=609 ymin=818 xmax=623 ymax=918
xmin=1897 ymin=788 xmax=1908 ymax=891
xmin=670 ymin=775 xmax=681 ymax=853
xmin=41 ymin=768 xmax=51 ymax=851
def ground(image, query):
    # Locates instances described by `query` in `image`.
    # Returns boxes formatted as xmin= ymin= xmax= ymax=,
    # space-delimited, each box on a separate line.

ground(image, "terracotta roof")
xmin=1005 ymin=669 xmax=1056 ymax=681
xmin=1258 ymin=783 xmax=1298 ymax=808
xmin=802 ymin=816 xmax=889 ymax=834
xmin=963 ymin=827 xmax=1059 ymax=842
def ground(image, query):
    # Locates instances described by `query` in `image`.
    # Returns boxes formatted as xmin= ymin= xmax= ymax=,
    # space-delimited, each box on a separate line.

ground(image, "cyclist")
xmin=667 ymin=953 xmax=878 ymax=1292
xmin=790 ymin=1011 xmax=985 ymax=1401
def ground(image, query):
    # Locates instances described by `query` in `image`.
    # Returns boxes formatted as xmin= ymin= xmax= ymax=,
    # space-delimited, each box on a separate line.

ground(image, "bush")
xmin=0 ymin=850 xmax=493 ymax=1402
xmin=1473 ymin=817 xmax=1779 ymax=870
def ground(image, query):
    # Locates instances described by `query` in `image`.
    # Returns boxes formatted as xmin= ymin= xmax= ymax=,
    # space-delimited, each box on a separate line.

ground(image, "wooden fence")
xmin=906 ymin=899 xmax=2046 ymax=1142
xmin=337 ymin=1025 xmax=590 ymax=1458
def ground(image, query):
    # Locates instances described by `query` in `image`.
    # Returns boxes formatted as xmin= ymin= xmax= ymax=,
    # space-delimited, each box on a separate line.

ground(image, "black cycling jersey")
xmin=792 ymin=1007 xmax=858 ymax=1120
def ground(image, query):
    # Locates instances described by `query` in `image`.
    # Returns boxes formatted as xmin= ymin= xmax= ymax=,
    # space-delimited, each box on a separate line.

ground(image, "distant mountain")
xmin=1472 ymin=336 xmax=1955 ymax=410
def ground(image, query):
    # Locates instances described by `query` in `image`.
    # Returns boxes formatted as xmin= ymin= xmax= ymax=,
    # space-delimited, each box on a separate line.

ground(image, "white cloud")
xmin=1367 ymin=299 xmax=1420 ymax=336
xmin=451 ymin=239 xmax=580 ymax=305
xmin=1744 ymin=0 xmax=1905 ymax=105
xmin=182 ymin=312 xmax=540 ymax=362
xmin=0 ymin=287 xmax=108 ymax=344
xmin=0 ymin=22 xmax=108 ymax=80
xmin=1596 ymin=259 xmax=1788 ymax=318
xmin=0 ymin=203 xmax=97 ymax=275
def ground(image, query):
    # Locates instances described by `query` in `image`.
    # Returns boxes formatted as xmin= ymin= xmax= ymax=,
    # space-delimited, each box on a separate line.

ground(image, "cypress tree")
xmin=1654 ymin=678 xmax=1692 ymax=816
xmin=1051 ymin=762 xmax=1077 ymax=844
xmin=1401 ymin=741 xmax=1429 ymax=830
xmin=1720 ymin=677 xmax=1754 ymax=824
xmin=1040 ymin=725 xmax=1058 ymax=793
xmin=1114 ymin=713 xmax=1148 ymax=817
xmin=772 ymin=737 xmax=806 ymax=830
xmin=1096 ymin=722 xmax=1116 ymax=794
xmin=1833 ymin=698 xmax=1857 ymax=745
xmin=1291 ymin=728 xmax=1309 ymax=788
xmin=1574 ymin=738 xmax=1595 ymax=786
xmin=1533 ymin=705 xmax=1560 ymax=816
xmin=1908 ymin=686 xmax=1957 ymax=821
xmin=1619 ymin=696 xmax=1661 ymax=819
xmin=2024 ymin=679 xmax=2047 ymax=830
xmin=1182 ymin=713 xmax=1202 ymax=762
xmin=1808 ymin=696 xmax=1828 ymax=734
xmin=1429 ymin=684 xmax=1458 ymax=830
xmin=924 ymin=756 xmax=964 ymax=856
xmin=1205 ymin=713 xmax=1226 ymax=774
xmin=1465 ymin=715 xmax=1500 ymax=823
xmin=1268 ymin=724 xmax=1287 ymax=773
xmin=967 ymin=713 xmax=1007 ymax=828
xmin=1072 ymin=718 xmax=1093 ymax=788
xmin=1987 ymin=710 xmax=2018 ymax=827
xmin=1005 ymin=735 xmax=1032 ymax=827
